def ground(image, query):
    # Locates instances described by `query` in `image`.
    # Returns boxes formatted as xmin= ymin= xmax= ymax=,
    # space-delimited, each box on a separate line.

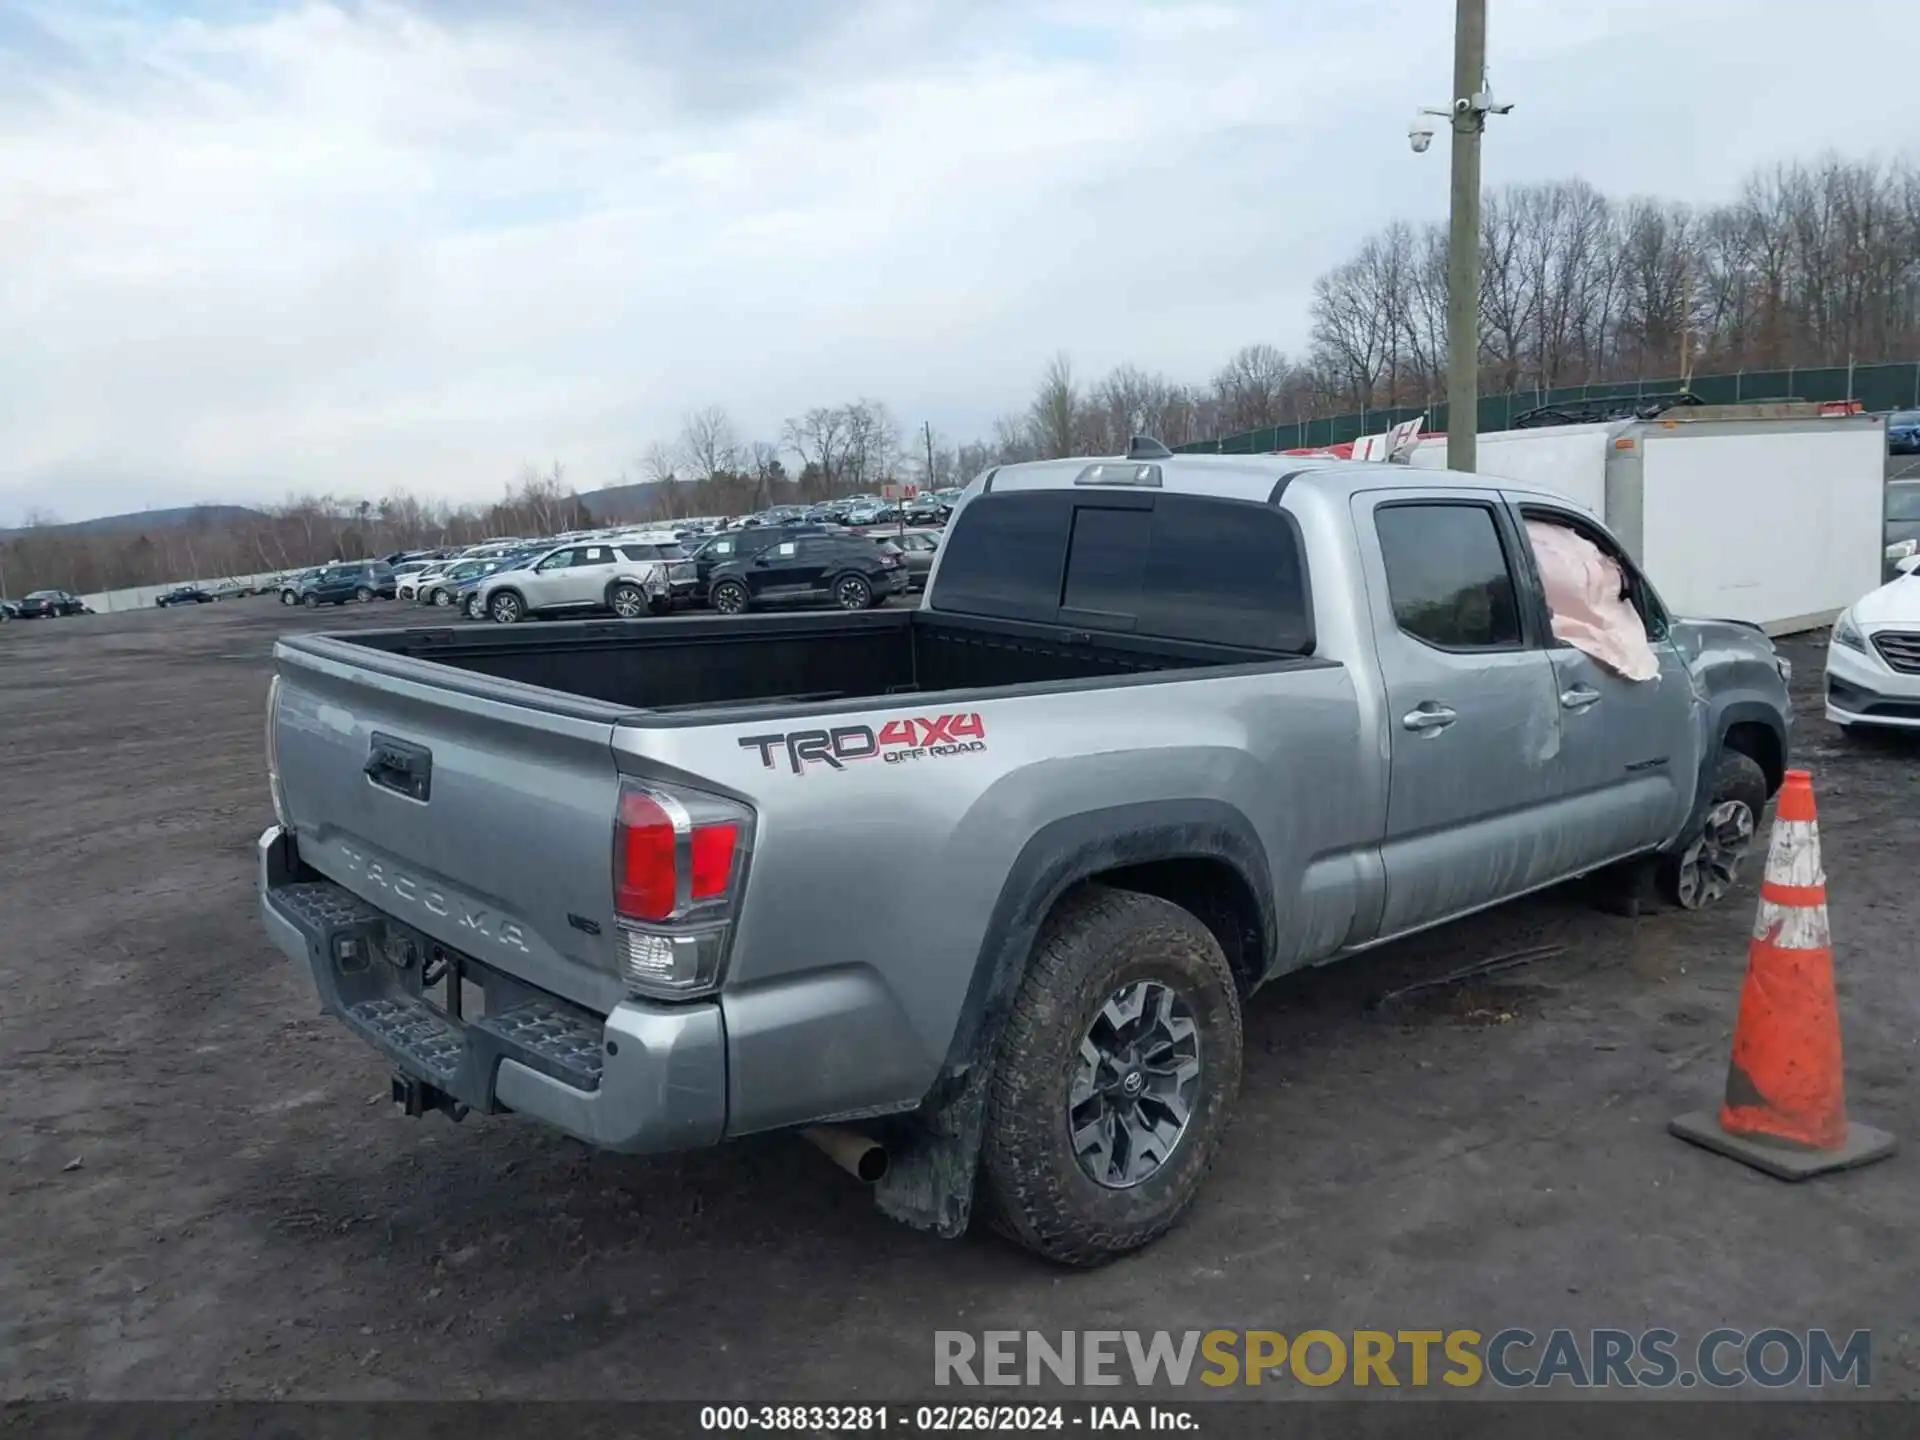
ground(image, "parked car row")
xmin=377 ymin=521 xmax=940 ymax=625
xmin=4 ymin=589 xmax=89 ymax=620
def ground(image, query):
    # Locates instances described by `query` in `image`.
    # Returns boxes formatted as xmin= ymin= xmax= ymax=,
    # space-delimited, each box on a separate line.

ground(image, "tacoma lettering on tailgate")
xmin=738 ymin=713 xmax=987 ymax=775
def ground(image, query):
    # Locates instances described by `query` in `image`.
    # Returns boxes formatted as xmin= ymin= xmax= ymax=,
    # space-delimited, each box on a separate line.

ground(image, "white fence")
xmin=77 ymin=571 xmax=288 ymax=614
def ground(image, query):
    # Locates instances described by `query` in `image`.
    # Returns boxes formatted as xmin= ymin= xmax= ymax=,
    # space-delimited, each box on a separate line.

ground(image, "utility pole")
xmin=923 ymin=421 xmax=936 ymax=486
xmin=1446 ymin=0 xmax=1487 ymax=473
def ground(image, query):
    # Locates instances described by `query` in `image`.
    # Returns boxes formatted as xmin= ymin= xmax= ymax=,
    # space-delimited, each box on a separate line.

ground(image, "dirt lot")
xmin=3 ymin=598 xmax=1917 ymax=1401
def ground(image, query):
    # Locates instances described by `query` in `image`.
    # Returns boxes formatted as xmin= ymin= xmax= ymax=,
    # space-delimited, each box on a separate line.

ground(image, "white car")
xmin=407 ymin=558 xmax=497 ymax=606
xmin=396 ymin=565 xmax=446 ymax=601
xmin=473 ymin=537 xmax=684 ymax=624
xmin=1825 ymin=555 xmax=1920 ymax=732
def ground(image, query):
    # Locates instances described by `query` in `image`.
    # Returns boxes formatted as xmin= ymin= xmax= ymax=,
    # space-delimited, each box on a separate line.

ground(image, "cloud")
xmin=1 ymin=0 xmax=1915 ymax=522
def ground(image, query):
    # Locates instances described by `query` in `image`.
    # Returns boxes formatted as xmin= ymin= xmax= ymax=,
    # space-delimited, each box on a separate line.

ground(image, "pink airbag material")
xmin=1524 ymin=520 xmax=1659 ymax=682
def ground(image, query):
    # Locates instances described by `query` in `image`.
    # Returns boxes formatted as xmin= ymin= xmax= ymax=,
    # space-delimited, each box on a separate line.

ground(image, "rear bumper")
xmin=257 ymin=826 xmax=726 ymax=1153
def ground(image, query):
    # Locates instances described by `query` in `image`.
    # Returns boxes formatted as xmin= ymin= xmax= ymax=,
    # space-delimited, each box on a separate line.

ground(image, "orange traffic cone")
xmin=1670 ymin=770 xmax=1896 ymax=1179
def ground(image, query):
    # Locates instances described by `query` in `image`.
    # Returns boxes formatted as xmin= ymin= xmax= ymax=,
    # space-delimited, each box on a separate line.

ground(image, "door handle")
xmin=1401 ymin=704 xmax=1458 ymax=733
xmin=1560 ymin=685 xmax=1602 ymax=711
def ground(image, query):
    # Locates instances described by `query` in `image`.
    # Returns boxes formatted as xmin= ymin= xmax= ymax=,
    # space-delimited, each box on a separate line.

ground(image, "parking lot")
xmin=3 ymin=596 xmax=1919 ymax=1401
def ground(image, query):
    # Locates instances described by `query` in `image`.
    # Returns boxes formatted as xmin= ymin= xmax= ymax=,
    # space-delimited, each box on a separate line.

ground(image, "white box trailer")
xmin=1383 ymin=408 xmax=1887 ymax=635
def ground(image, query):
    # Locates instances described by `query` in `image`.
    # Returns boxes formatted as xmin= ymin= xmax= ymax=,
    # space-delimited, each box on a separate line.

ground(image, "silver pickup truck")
xmin=258 ymin=450 xmax=1792 ymax=1265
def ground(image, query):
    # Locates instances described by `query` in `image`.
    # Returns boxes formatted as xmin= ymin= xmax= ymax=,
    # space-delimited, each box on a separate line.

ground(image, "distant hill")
xmin=0 ymin=504 xmax=268 ymax=541
xmin=574 ymin=480 xmax=662 ymax=523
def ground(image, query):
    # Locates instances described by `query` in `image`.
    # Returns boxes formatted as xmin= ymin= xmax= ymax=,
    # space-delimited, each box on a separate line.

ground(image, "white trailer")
xmin=1384 ymin=407 xmax=1887 ymax=635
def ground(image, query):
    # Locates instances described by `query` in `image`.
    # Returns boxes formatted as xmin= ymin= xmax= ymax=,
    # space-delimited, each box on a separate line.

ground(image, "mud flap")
xmin=872 ymin=1065 xmax=992 ymax=1239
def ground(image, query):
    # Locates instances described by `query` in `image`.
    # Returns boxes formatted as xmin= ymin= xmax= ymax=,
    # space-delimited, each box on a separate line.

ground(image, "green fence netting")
xmin=1173 ymin=362 xmax=1920 ymax=455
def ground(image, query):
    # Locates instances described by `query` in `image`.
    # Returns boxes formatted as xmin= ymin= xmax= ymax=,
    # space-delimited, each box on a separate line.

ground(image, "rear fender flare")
xmin=942 ymin=799 xmax=1273 ymax=1091
xmin=871 ymin=800 xmax=1272 ymax=1238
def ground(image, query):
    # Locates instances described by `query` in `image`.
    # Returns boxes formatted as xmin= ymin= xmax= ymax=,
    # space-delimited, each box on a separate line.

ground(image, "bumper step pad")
xmin=346 ymin=997 xmax=463 ymax=1083
xmin=474 ymin=1001 xmax=605 ymax=1091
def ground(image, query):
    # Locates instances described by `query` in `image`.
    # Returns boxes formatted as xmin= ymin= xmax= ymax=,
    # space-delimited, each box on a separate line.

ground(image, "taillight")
xmin=615 ymin=790 xmax=677 ymax=920
xmin=612 ymin=780 xmax=753 ymax=998
xmin=264 ymin=673 xmax=289 ymax=829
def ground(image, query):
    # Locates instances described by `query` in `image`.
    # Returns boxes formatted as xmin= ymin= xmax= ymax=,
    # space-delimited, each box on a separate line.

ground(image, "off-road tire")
xmin=1656 ymin=749 xmax=1769 ymax=910
xmin=978 ymin=884 xmax=1243 ymax=1267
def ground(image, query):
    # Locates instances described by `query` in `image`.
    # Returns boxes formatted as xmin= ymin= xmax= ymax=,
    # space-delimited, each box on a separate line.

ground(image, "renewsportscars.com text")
xmin=934 ymin=1329 xmax=1872 ymax=1390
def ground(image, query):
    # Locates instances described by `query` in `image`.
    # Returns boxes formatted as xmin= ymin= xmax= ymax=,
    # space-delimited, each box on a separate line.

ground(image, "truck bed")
xmin=327 ymin=608 xmax=1293 ymax=718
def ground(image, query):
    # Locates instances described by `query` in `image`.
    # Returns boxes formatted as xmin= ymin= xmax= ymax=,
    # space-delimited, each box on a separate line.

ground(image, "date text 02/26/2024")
xmin=698 ymin=1405 xmax=1192 ymax=1432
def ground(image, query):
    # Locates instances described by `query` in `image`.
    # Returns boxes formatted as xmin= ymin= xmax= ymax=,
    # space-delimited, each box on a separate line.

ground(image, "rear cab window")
xmin=931 ymin=489 xmax=1313 ymax=653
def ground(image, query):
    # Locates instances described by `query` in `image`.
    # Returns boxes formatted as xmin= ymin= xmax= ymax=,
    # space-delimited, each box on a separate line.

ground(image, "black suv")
xmin=690 ymin=524 xmax=840 ymax=602
xmin=706 ymin=532 xmax=906 ymax=614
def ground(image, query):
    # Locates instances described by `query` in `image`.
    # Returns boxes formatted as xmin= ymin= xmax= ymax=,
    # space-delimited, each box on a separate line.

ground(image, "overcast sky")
xmin=2 ymin=0 xmax=1914 ymax=524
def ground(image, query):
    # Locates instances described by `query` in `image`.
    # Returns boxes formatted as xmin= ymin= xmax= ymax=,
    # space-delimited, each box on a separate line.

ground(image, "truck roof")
xmin=978 ymin=452 xmax=1503 ymax=505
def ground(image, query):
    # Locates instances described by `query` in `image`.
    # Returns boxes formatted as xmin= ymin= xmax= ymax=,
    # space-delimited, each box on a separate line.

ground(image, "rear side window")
xmin=1375 ymin=502 xmax=1522 ymax=650
xmin=935 ymin=491 xmax=1312 ymax=651
xmin=619 ymin=544 xmax=663 ymax=561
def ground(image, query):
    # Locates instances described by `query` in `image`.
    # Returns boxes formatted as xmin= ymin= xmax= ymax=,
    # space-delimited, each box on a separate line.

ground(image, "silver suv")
xmin=473 ymin=536 xmax=689 ymax=623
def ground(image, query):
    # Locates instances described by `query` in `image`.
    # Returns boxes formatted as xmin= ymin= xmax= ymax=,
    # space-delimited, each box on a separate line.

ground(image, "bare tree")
xmin=840 ymin=398 xmax=900 ymax=491
xmin=1027 ymin=352 xmax=1080 ymax=459
xmin=1211 ymin=344 xmax=1304 ymax=432
xmin=782 ymin=407 xmax=849 ymax=499
xmin=679 ymin=406 xmax=740 ymax=483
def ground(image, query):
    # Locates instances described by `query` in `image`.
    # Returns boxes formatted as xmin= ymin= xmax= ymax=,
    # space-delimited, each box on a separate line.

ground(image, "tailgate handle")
xmin=365 ymin=732 xmax=432 ymax=802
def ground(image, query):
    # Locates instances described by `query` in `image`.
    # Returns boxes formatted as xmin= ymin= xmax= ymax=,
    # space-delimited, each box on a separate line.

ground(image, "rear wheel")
xmin=711 ymin=580 xmax=749 ymax=616
xmin=833 ymin=573 xmax=873 ymax=611
xmin=608 ymin=583 xmax=646 ymax=619
xmin=1657 ymin=750 xmax=1769 ymax=910
xmin=489 ymin=592 xmax=523 ymax=624
xmin=355 ymin=586 xmax=373 ymax=603
xmin=979 ymin=885 xmax=1243 ymax=1267
xmin=302 ymin=593 xmax=319 ymax=609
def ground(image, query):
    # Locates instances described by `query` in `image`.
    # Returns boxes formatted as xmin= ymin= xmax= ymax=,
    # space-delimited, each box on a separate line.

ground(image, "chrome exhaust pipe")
xmin=803 ymin=1125 xmax=889 ymax=1184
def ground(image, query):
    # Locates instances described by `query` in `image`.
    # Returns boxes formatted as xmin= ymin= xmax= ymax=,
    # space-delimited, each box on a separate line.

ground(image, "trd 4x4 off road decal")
xmin=739 ymin=713 xmax=987 ymax=775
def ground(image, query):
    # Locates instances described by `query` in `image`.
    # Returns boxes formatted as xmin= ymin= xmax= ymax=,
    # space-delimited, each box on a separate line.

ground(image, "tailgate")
xmin=271 ymin=638 xmax=628 ymax=1013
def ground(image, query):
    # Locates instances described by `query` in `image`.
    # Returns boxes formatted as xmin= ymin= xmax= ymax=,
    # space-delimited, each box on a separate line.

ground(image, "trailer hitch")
xmin=391 ymin=1073 xmax=469 ymax=1123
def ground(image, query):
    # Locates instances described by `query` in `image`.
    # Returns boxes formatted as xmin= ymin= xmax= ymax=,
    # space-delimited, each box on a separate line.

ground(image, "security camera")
xmin=1453 ymin=96 xmax=1472 ymax=114
xmin=1408 ymin=118 xmax=1435 ymax=153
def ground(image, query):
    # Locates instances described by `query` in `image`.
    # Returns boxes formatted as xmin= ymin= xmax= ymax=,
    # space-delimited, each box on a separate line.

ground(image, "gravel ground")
xmin=2 ymin=599 xmax=1916 ymax=1402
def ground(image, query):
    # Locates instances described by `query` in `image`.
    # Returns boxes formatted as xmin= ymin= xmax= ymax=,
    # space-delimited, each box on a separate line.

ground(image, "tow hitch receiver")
xmin=392 ymin=1073 xmax=469 ymax=1122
